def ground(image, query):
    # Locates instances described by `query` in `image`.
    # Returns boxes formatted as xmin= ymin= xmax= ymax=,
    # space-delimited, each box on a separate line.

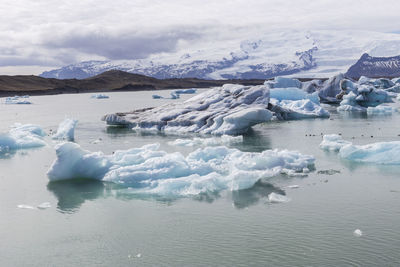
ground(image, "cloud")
xmin=1 ymin=0 xmax=400 ymax=73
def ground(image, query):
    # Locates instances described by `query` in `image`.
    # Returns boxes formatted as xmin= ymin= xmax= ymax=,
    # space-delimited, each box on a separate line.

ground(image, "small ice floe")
xmin=52 ymin=118 xmax=78 ymax=141
xmin=91 ymin=94 xmax=109 ymax=99
xmin=0 ymin=123 xmax=46 ymax=152
xmin=319 ymin=134 xmax=352 ymax=152
xmin=168 ymin=135 xmax=243 ymax=147
xmin=91 ymin=138 xmax=102 ymax=144
xmin=152 ymin=94 xmax=163 ymax=99
xmin=353 ymin=229 xmax=363 ymax=237
xmin=5 ymin=95 xmax=32 ymax=104
xmin=128 ymin=253 xmax=142 ymax=259
xmin=174 ymin=88 xmax=197 ymax=94
xmin=267 ymin=192 xmax=291 ymax=203
xmin=17 ymin=204 xmax=36 ymax=210
xmin=37 ymin=202 xmax=51 ymax=209
xmin=317 ymin=169 xmax=341 ymax=175
xmin=287 ymin=185 xmax=299 ymax=189
xmin=367 ymin=105 xmax=397 ymax=116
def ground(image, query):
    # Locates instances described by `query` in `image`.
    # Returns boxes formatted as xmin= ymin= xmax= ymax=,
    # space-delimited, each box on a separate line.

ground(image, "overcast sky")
xmin=1 ymin=0 xmax=400 ymax=75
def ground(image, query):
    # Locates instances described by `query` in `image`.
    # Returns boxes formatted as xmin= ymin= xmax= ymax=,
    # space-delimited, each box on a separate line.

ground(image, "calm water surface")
xmin=1 ymin=90 xmax=400 ymax=266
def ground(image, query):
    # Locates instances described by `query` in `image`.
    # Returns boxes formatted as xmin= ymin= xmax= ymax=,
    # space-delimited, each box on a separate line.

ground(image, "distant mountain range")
xmin=39 ymin=30 xmax=400 ymax=80
xmin=0 ymin=70 xmax=265 ymax=97
xmin=345 ymin=53 xmax=400 ymax=78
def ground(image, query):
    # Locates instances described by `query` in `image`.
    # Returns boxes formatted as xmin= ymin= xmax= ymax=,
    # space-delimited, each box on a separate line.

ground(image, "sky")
xmin=1 ymin=0 xmax=400 ymax=75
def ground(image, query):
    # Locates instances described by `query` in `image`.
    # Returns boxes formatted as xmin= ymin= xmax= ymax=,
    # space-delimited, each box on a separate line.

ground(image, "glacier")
xmin=52 ymin=118 xmax=78 ymax=141
xmin=47 ymin=142 xmax=315 ymax=196
xmin=0 ymin=123 xmax=46 ymax=152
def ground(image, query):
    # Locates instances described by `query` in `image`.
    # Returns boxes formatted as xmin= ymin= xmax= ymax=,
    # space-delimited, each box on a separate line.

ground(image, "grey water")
xmin=1 ymin=90 xmax=400 ymax=266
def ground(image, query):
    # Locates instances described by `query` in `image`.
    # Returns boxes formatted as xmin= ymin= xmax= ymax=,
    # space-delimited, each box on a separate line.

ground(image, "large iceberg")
xmin=0 ymin=123 xmax=46 ymax=152
xmin=52 ymin=118 xmax=78 ymax=141
xmin=103 ymin=84 xmax=273 ymax=135
xmin=47 ymin=142 xmax=315 ymax=196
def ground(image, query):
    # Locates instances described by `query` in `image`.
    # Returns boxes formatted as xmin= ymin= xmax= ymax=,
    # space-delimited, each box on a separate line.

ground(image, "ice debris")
xmin=168 ymin=135 xmax=243 ymax=147
xmin=37 ymin=202 xmax=51 ymax=209
xmin=174 ymin=88 xmax=197 ymax=94
xmin=0 ymin=123 xmax=46 ymax=152
xmin=52 ymin=118 xmax=78 ymax=141
xmin=353 ymin=229 xmax=363 ymax=237
xmin=5 ymin=95 xmax=32 ymax=104
xmin=267 ymin=192 xmax=291 ymax=203
xmin=17 ymin=204 xmax=36 ymax=209
xmin=104 ymin=84 xmax=273 ymax=135
xmin=91 ymin=94 xmax=109 ymax=99
xmin=47 ymin=142 xmax=315 ymax=196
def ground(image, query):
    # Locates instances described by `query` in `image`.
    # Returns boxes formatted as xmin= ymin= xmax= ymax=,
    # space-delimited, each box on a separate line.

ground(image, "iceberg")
xmin=103 ymin=84 xmax=273 ymax=135
xmin=47 ymin=142 xmax=315 ymax=196
xmin=91 ymin=94 xmax=109 ymax=99
xmin=52 ymin=118 xmax=78 ymax=141
xmin=168 ymin=135 xmax=243 ymax=147
xmin=267 ymin=192 xmax=291 ymax=203
xmin=265 ymin=76 xmax=302 ymax=89
xmin=320 ymin=134 xmax=400 ymax=165
xmin=5 ymin=95 xmax=32 ymax=104
xmin=319 ymin=134 xmax=352 ymax=152
xmin=367 ymin=105 xmax=397 ymax=115
xmin=318 ymin=74 xmax=344 ymax=103
xmin=274 ymin=99 xmax=330 ymax=119
xmin=270 ymin=87 xmax=320 ymax=104
xmin=0 ymin=123 xmax=46 ymax=152
xmin=337 ymin=92 xmax=367 ymax=112
xmin=174 ymin=89 xmax=197 ymax=94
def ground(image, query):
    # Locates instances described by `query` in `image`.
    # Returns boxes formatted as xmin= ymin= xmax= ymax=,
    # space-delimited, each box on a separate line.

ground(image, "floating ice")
xmin=274 ymin=99 xmax=330 ymax=119
xmin=321 ymin=134 xmax=400 ymax=164
xmin=353 ymin=229 xmax=363 ymax=237
xmin=267 ymin=192 xmax=291 ymax=203
xmin=319 ymin=134 xmax=352 ymax=152
xmin=319 ymin=74 xmax=344 ymax=103
xmin=339 ymin=141 xmax=400 ymax=164
xmin=270 ymin=88 xmax=319 ymax=104
xmin=52 ymin=118 xmax=78 ymax=141
xmin=152 ymin=94 xmax=163 ymax=99
xmin=91 ymin=94 xmax=109 ymax=99
xmin=265 ymin=76 xmax=302 ymax=89
xmin=103 ymin=84 xmax=273 ymax=135
xmin=168 ymin=135 xmax=243 ymax=147
xmin=337 ymin=92 xmax=367 ymax=112
xmin=367 ymin=105 xmax=397 ymax=115
xmin=47 ymin=142 xmax=315 ymax=196
xmin=0 ymin=123 xmax=46 ymax=152
xmin=37 ymin=202 xmax=51 ymax=209
xmin=5 ymin=95 xmax=32 ymax=104
xmin=17 ymin=204 xmax=36 ymax=209
xmin=287 ymin=185 xmax=299 ymax=189
xmin=174 ymin=89 xmax=197 ymax=94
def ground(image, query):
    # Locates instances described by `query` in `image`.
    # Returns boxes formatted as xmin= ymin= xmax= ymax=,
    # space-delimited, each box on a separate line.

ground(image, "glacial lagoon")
xmin=1 ymin=89 xmax=400 ymax=266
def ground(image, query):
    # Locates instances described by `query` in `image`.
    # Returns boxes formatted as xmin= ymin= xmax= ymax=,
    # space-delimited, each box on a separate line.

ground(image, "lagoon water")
xmin=1 ymin=90 xmax=400 ymax=266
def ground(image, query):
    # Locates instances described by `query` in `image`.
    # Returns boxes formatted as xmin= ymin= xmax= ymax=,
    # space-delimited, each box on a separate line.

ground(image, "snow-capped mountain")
xmin=40 ymin=30 xmax=400 ymax=80
xmin=345 ymin=53 xmax=400 ymax=78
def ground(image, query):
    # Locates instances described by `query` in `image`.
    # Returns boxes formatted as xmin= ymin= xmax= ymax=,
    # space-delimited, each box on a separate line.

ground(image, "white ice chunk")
xmin=339 ymin=141 xmax=400 ymax=164
xmin=287 ymin=185 xmax=299 ymax=189
xmin=91 ymin=94 xmax=109 ymax=99
xmin=37 ymin=202 xmax=51 ymax=209
xmin=276 ymin=99 xmax=330 ymax=119
xmin=52 ymin=118 xmax=78 ymax=141
xmin=0 ymin=123 xmax=46 ymax=152
xmin=169 ymin=135 xmax=243 ymax=147
xmin=353 ymin=229 xmax=363 ymax=237
xmin=268 ymin=192 xmax=291 ymax=203
xmin=265 ymin=76 xmax=302 ymax=89
xmin=270 ymin=88 xmax=319 ymax=104
xmin=47 ymin=142 xmax=315 ymax=196
xmin=320 ymin=134 xmax=352 ymax=152
xmin=367 ymin=105 xmax=397 ymax=115
xmin=17 ymin=204 xmax=36 ymax=209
